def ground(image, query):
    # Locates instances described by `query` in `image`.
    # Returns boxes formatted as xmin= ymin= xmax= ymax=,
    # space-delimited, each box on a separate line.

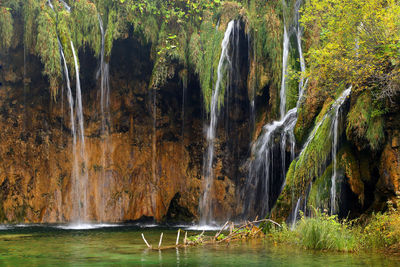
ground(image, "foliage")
xmin=22 ymin=0 xmax=40 ymax=51
xmin=246 ymin=0 xmax=283 ymax=116
xmin=189 ymin=13 xmax=223 ymax=111
xmin=292 ymin=110 xmax=333 ymax=196
xmin=301 ymin=0 xmax=400 ymax=99
xmin=0 ymin=6 xmax=14 ymax=51
xmin=70 ymin=0 xmax=101 ymax=55
xmin=186 ymin=232 xmax=205 ymax=244
xmin=362 ymin=194 xmax=400 ymax=251
xmin=307 ymin=164 xmax=332 ymax=211
xmin=35 ymin=6 xmax=61 ymax=98
xmin=296 ymin=209 xmax=358 ymax=251
xmin=346 ymin=92 xmax=385 ymax=151
xmin=0 ymin=0 xmax=284 ymax=112
xmin=268 ymin=209 xmax=358 ymax=252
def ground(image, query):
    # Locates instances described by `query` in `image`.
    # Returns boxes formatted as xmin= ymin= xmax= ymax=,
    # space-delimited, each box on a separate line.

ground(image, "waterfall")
xmin=60 ymin=0 xmax=71 ymax=12
xmin=330 ymin=87 xmax=352 ymax=215
xmin=292 ymin=87 xmax=351 ymax=219
xmin=70 ymin=41 xmax=89 ymax=222
xmin=295 ymin=0 xmax=307 ymax=104
xmin=47 ymin=0 xmax=54 ymax=11
xmin=243 ymin=2 xmax=307 ymax=219
xmin=152 ymin=88 xmax=158 ymax=216
xmin=200 ymin=20 xmax=235 ymax=225
xmin=291 ymin=197 xmax=301 ymax=229
xmin=330 ymin=107 xmax=340 ymax=215
xmin=97 ymin=14 xmax=112 ymax=222
xmin=245 ymin=108 xmax=298 ymax=218
xmin=279 ymin=25 xmax=290 ymax=119
xmin=59 ymin=44 xmax=80 ymax=222
xmin=48 ymin=0 xmax=87 ymax=222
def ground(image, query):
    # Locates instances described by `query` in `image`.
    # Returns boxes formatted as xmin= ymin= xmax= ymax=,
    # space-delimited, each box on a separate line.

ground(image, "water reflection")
xmin=0 ymin=226 xmax=397 ymax=266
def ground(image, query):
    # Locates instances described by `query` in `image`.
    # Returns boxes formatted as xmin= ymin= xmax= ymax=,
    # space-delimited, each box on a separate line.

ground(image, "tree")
xmin=301 ymin=0 xmax=400 ymax=100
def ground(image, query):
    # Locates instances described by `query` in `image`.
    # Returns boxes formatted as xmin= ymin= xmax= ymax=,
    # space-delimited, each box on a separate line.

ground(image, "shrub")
xmin=296 ymin=210 xmax=358 ymax=251
xmin=267 ymin=209 xmax=359 ymax=252
xmin=362 ymin=194 xmax=400 ymax=251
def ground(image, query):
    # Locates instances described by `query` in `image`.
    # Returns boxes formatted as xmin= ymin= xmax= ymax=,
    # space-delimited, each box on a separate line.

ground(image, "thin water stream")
xmin=201 ymin=20 xmax=236 ymax=225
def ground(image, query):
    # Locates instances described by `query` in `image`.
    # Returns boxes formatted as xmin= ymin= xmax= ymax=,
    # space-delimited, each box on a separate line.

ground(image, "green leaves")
xmin=301 ymin=0 xmax=400 ymax=97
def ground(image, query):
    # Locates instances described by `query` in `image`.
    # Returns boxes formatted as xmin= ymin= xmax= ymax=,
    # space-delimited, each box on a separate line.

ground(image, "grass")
xmin=268 ymin=209 xmax=358 ymax=252
xmin=267 ymin=195 xmax=400 ymax=253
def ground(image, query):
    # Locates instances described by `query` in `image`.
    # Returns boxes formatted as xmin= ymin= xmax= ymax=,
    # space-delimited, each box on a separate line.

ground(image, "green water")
xmin=0 ymin=224 xmax=398 ymax=266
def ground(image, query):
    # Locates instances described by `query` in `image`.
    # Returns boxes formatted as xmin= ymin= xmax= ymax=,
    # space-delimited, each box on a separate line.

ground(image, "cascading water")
xmin=244 ymin=109 xmax=298 ymax=218
xmin=48 ymin=0 xmax=88 ymax=223
xmin=279 ymin=25 xmax=290 ymax=119
xmin=330 ymin=86 xmax=352 ymax=215
xmin=97 ymin=14 xmax=112 ymax=222
xmin=294 ymin=0 xmax=307 ymax=103
xmin=60 ymin=0 xmax=71 ymax=12
xmin=291 ymin=87 xmax=352 ymax=222
xmin=200 ymin=21 xmax=235 ymax=225
xmin=59 ymin=40 xmax=77 ymax=222
xmin=330 ymin=107 xmax=340 ymax=215
xmin=243 ymin=1 xmax=307 ymax=219
xmin=70 ymin=41 xmax=89 ymax=222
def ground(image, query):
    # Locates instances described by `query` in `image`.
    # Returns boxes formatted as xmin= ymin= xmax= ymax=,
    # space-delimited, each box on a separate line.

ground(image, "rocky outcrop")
xmin=0 ymin=30 xmax=249 ymax=223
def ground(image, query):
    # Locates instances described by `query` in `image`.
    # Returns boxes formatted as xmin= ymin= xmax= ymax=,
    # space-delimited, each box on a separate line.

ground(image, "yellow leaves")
xmin=302 ymin=0 xmax=400 ymax=95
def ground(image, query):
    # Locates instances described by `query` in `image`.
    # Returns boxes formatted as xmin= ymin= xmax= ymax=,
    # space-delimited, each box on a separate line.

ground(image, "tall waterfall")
xmin=200 ymin=21 xmax=236 ymax=225
xmin=243 ymin=1 xmax=306 ymax=219
xmin=295 ymin=0 xmax=307 ymax=104
xmin=48 ymin=0 xmax=88 ymax=222
xmin=330 ymin=87 xmax=352 ymax=215
xmin=291 ymin=87 xmax=352 ymax=222
xmin=97 ymin=14 xmax=112 ymax=222
xmin=280 ymin=25 xmax=290 ymax=119
xmin=70 ymin=41 xmax=89 ymax=222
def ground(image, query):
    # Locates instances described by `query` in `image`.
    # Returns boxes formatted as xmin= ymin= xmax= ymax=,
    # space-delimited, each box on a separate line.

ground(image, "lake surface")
xmin=0 ymin=224 xmax=398 ymax=266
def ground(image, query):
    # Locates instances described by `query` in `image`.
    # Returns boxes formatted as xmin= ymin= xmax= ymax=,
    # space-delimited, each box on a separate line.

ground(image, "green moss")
xmin=271 ymin=159 xmax=297 ymax=221
xmin=346 ymin=92 xmax=385 ymax=151
xmin=246 ymin=0 xmax=283 ymax=117
xmin=294 ymin=113 xmax=333 ymax=194
xmin=104 ymin=8 xmax=126 ymax=57
xmin=23 ymin=0 xmax=40 ymax=51
xmin=308 ymin=164 xmax=332 ymax=211
xmin=338 ymin=145 xmax=365 ymax=204
xmin=0 ymin=6 xmax=14 ymax=51
xmin=286 ymin=42 xmax=300 ymax=111
xmin=189 ymin=13 xmax=223 ymax=111
xmin=70 ymin=0 xmax=101 ymax=55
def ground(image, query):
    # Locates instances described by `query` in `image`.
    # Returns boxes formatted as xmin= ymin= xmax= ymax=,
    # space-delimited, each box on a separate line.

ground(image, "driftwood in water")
xmin=141 ymin=218 xmax=280 ymax=250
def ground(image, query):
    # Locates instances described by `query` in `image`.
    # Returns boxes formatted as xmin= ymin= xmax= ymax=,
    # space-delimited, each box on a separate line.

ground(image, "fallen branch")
xmin=141 ymin=218 xmax=281 ymax=250
xmin=158 ymin=233 xmax=163 ymax=248
xmin=176 ymin=229 xmax=180 ymax=245
xmin=142 ymin=233 xmax=152 ymax=249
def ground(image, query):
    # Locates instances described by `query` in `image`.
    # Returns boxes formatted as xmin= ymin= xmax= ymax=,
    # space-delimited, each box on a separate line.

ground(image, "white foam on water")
xmin=133 ymin=223 xmax=159 ymax=228
xmin=185 ymin=225 xmax=221 ymax=231
xmin=55 ymin=223 xmax=121 ymax=230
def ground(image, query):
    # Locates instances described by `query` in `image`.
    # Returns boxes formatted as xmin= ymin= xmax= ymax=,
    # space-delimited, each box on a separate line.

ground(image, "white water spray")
xmin=200 ymin=20 xmax=235 ymax=224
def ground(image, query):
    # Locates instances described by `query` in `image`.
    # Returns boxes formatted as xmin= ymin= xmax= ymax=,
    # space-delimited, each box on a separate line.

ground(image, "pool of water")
xmin=0 ymin=224 xmax=398 ymax=266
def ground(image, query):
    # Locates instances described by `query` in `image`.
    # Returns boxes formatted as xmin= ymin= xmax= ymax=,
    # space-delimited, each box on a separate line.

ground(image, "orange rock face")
xmin=379 ymin=141 xmax=400 ymax=201
xmin=0 ymin=38 xmax=245 ymax=224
